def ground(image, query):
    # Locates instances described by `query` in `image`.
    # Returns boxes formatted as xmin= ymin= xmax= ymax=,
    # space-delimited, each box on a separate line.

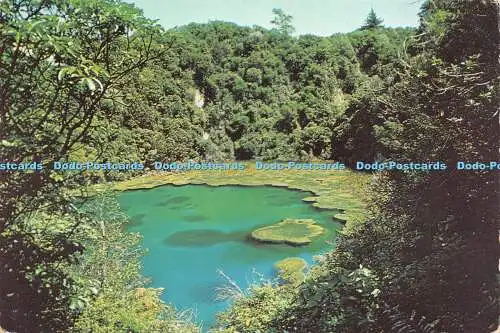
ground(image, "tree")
xmin=0 ymin=0 xmax=162 ymax=331
xmin=271 ymin=8 xmax=295 ymax=35
xmin=361 ymin=8 xmax=384 ymax=30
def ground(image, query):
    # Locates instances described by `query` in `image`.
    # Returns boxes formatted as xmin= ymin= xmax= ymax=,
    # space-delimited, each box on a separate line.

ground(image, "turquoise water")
xmin=118 ymin=185 xmax=342 ymax=329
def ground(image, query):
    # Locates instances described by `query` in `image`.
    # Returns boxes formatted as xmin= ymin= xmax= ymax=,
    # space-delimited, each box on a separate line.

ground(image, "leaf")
xmin=1 ymin=139 xmax=17 ymax=147
xmin=58 ymin=67 xmax=77 ymax=81
xmin=57 ymin=69 xmax=66 ymax=81
xmin=49 ymin=172 xmax=64 ymax=182
xmin=84 ymin=78 xmax=96 ymax=91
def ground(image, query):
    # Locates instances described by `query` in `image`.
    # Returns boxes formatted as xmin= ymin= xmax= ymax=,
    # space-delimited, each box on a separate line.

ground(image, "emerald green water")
xmin=118 ymin=185 xmax=342 ymax=329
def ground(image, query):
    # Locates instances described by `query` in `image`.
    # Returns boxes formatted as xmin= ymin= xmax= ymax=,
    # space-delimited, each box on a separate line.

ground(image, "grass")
xmin=274 ymin=257 xmax=308 ymax=285
xmin=89 ymin=161 xmax=371 ymax=232
xmin=250 ymin=218 xmax=325 ymax=246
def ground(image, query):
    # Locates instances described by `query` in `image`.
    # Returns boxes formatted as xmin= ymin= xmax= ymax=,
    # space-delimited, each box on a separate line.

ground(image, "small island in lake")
xmin=274 ymin=257 xmax=308 ymax=285
xmin=250 ymin=218 xmax=325 ymax=246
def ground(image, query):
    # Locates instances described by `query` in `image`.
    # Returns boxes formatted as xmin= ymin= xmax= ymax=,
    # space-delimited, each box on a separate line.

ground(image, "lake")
xmin=118 ymin=184 xmax=342 ymax=329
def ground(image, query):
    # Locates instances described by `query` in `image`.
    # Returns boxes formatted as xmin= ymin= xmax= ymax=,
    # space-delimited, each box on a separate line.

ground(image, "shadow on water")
xmin=164 ymin=229 xmax=249 ymax=247
xmin=128 ymin=213 xmax=146 ymax=227
xmin=182 ymin=214 xmax=207 ymax=222
xmin=154 ymin=195 xmax=190 ymax=207
xmin=188 ymin=282 xmax=225 ymax=304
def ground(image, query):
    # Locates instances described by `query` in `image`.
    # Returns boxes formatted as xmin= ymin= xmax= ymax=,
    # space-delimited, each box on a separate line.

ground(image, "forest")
xmin=0 ymin=0 xmax=498 ymax=332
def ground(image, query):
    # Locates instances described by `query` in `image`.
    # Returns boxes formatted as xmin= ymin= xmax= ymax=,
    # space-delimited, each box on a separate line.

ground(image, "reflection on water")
xmin=154 ymin=195 xmax=191 ymax=207
xmin=164 ymin=229 xmax=248 ymax=247
xmin=182 ymin=214 xmax=207 ymax=222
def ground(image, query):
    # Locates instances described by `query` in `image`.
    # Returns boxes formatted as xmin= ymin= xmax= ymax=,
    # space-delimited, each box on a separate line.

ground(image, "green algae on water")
xmin=250 ymin=218 xmax=325 ymax=246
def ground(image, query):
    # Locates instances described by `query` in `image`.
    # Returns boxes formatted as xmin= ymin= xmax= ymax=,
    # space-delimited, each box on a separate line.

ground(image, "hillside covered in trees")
xmin=0 ymin=0 xmax=498 ymax=332
xmin=62 ymin=8 xmax=413 ymax=171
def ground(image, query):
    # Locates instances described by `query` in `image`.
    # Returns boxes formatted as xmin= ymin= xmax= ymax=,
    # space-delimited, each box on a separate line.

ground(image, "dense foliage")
xmin=91 ymin=17 xmax=413 ymax=165
xmin=216 ymin=1 xmax=499 ymax=332
xmin=1 ymin=0 xmax=497 ymax=332
xmin=0 ymin=0 xmax=192 ymax=331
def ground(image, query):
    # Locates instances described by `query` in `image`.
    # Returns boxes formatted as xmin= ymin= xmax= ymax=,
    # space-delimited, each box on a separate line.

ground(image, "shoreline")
xmin=90 ymin=162 xmax=370 ymax=233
